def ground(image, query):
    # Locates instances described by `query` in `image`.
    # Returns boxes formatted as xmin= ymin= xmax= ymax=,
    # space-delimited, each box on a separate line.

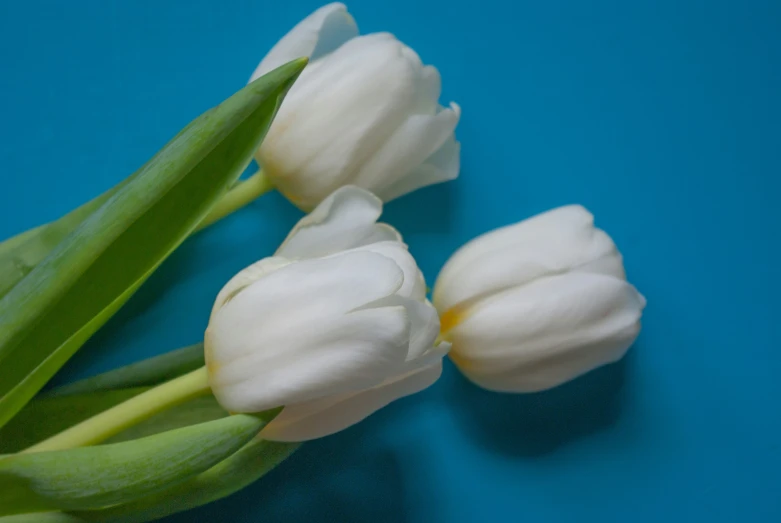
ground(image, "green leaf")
xmin=0 ymin=413 xmax=276 ymax=516
xmin=0 ymin=112 xmax=213 ymax=299
xmin=0 ymin=438 xmax=300 ymax=523
xmin=0 ymin=182 xmax=129 ymax=298
xmin=47 ymin=343 xmax=205 ymax=397
xmin=0 ymin=58 xmax=306 ymax=429
xmin=0 ymin=226 xmax=45 ymax=256
xmin=0 ymin=144 xmax=246 ymax=300
xmin=0 ymin=389 xmax=148 ymax=453
xmin=81 ymin=438 xmax=300 ymax=523
xmin=107 ymin=394 xmax=228 ymax=444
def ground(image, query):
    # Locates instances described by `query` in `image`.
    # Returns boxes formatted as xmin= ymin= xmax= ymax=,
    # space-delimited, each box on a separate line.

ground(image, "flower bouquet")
xmin=0 ymin=4 xmax=644 ymax=521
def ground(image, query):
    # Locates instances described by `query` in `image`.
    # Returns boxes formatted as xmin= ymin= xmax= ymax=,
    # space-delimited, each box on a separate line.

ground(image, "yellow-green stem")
xmin=23 ymin=367 xmax=211 ymax=453
xmin=196 ymin=169 xmax=273 ymax=231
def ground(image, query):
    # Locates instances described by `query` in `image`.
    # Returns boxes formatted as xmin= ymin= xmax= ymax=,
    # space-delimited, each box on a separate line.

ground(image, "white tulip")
xmin=433 ymin=205 xmax=646 ymax=393
xmin=249 ymin=3 xmax=461 ymax=210
xmin=206 ymin=187 xmax=448 ymax=441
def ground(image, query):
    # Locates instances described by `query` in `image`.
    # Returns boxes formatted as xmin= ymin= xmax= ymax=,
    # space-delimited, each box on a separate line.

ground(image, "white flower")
xmin=205 ymin=187 xmax=448 ymax=441
xmin=249 ymin=3 xmax=461 ymax=210
xmin=433 ymin=205 xmax=646 ymax=393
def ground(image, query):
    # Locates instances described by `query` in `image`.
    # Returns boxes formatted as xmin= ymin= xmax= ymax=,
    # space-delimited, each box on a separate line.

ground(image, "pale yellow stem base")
xmin=23 ymin=367 xmax=211 ymax=453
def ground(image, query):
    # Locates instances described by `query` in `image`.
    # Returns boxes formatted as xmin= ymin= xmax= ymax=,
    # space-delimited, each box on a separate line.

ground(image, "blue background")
xmin=1 ymin=0 xmax=780 ymax=521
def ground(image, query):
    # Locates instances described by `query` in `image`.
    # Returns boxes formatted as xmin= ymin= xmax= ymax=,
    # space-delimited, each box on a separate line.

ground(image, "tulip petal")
xmin=250 ymin=3 xmax=358 ymax=81
xmin=208 ymin=250 xmax=406 ymax=364
xmin=439 ymin=205 xmax=594 ymax=279
xmin=359 ymin=223 xmax=403 ymax=245
xmin=209 ymin=256 xmax=291 ymax=320
xmin=413 ymin=65 xmax=442 ymax=116
xmin=212 ymin=306 xmax=411 ymax=414
xmin=260 ymin=353 xmax=444 ymax=441
xmin=276 ymin=187 xmax=400 ymax=259
xmin=364 ymin=295 xmax=441 ymax=360
xmin=379 ymin=128 xmax=461 ymax=202
xmin=358 ymin=103 xmax=462 ymax=201
xmin=207 ymin=251 xmax=412 ymax=413
xmin=433 ymin=205 xmax=625 ymax=314
xmin=258 ymin=33 xmax=419 ymax=210
xmin=406 ymin=303 xmax=445 ymax=360
xmin=448 ymin=272 xmax=646 ymax=392
xmin=346 ymin=241 xmax=426 ymax=301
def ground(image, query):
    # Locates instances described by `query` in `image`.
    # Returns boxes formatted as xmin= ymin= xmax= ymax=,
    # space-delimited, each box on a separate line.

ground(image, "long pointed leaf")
xmin=0 ymin=439 xmax=298 ymax=523
xmin=76 ymin=438 xmax=300 ymax=523
xmin=0 ymin=58 xmax=306 ymax=428
xmin=0 ymin=126 xmax=244 ymax=300
xmin=0 ymin=413 xmax=276 ymax=516
xmin=0 ymin=112 xmax=213 ymax=297
xmin=0 ymin=180 xmax=128 ymax=298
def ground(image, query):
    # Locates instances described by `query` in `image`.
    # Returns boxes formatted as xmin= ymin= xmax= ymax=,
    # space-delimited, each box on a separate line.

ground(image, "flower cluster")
xmin=201 ymin=2 xmax=645 ymax=439
xmin=0 ymin=4 xmax=646 ymax=521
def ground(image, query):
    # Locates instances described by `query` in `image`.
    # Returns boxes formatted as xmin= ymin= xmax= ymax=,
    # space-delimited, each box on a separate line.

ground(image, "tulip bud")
xmin=433 ymin=205 xmax=646 ymax=393
xmin=206 ymin=187 xmax=448 ymax=441
xmin=249 ymin=3 xmax=461 ymax=210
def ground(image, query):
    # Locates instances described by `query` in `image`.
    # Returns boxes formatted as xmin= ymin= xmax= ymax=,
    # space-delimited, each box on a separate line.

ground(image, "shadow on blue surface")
xmin=448 ymin=350 xmax=632 ymax=457
xmin=153 ymin=354 xmax=634 ymax=523
xmin=161 ymin=418 xmax=414 ymax=523
xmin=383 ymin=180 xmax=456 ymax=235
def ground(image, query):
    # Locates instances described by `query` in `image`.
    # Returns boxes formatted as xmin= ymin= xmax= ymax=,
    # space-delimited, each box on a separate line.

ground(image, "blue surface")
xmin=1 ymin=0 xmax=780 ymax=521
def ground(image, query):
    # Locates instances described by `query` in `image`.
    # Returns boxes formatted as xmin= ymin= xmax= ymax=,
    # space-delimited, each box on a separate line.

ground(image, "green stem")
xmin=23 ymin=367 xmax=211 ymax=453
xmin=196 ymin=169 xmax=273 ymax=232
xmin=46 ymin=343 xmax=205 ymax=397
